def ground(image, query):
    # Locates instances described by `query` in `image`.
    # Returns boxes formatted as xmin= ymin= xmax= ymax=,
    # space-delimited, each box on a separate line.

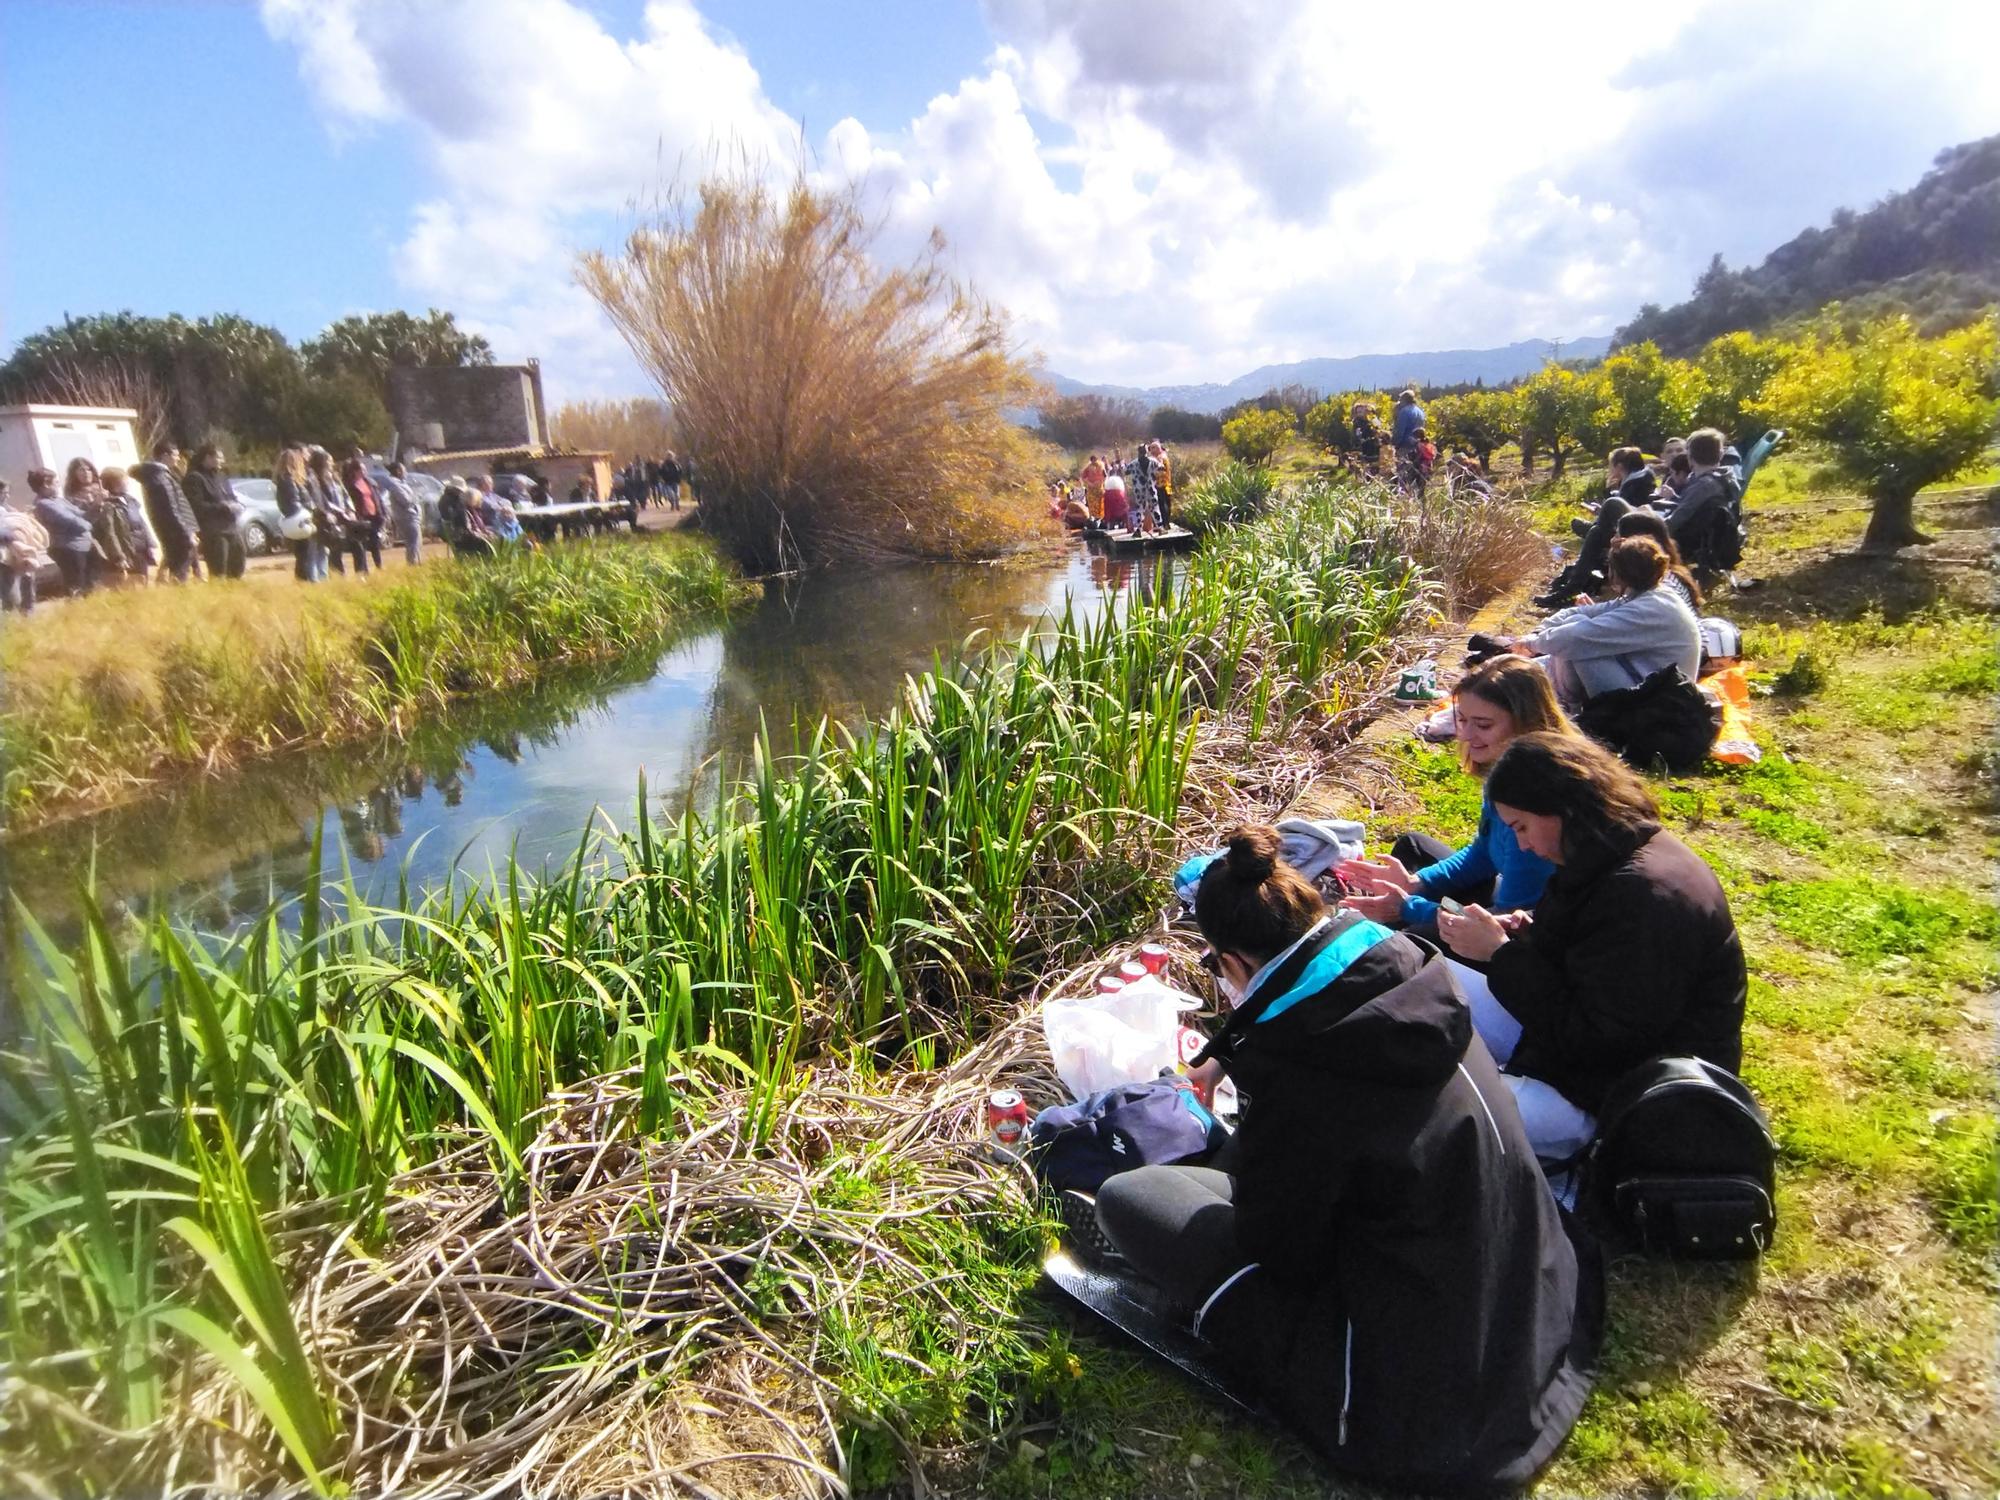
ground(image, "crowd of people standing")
xmin=614 ymin=451 xmax=694 ymax=514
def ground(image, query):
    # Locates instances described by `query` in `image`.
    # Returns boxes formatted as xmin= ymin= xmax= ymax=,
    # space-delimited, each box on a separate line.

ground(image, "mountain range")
xmin=1040 ymin=336 xmax=1613 ymax=415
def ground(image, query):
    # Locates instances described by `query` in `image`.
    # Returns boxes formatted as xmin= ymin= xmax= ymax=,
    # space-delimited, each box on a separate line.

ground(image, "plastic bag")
xmin=1043 ymin=975 xmax=1202 ymax=1100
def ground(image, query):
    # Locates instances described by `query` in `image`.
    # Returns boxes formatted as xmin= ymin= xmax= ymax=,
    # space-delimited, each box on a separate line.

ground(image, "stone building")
xmin=389 ymin=359 xmax=612 ymax=503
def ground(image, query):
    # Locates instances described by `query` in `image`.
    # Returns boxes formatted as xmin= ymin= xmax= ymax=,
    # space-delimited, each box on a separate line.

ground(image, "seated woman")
xmin=1517 ymin=536 xmax=1700 ymax=707
xmin=1613 ymin=508 xmax=1703 ymax=611
xmin=1434 ymin=732 xmax=1747 ymax=1163
xmin=1100 ymin=469 xmax=1131 ymax=530
xmin=1095 ymin=826 xmax=1600 ymax=1493
xmin=1537 ymin=446 xmax=1660 ymax=608
xmin=1344 ymin=657 xmax=1565 ymax=939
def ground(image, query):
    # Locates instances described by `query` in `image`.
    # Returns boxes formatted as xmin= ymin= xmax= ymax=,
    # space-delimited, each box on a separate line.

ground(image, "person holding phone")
xmin=1430 ymin=732 xmax=1746 ymax=1163
xmin=1343 ymin=657 xmax=1570 ymax=941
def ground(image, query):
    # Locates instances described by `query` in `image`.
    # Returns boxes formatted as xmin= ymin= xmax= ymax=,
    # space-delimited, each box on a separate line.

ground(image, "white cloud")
xmin=263 ymin=0 xmax=2000 ymax=399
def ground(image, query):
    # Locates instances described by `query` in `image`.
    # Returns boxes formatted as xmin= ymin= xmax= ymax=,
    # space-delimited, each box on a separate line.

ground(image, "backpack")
xmin=1681 ymin=472 xmax=1746 ymax=572
xmin=1576 ymin=665 xmax=1722 ymax=772
xmin=1580 ymin=1057 xmax=1776 ymax=1260
xmin=1028 ymin=1076 xmax=1229 ymax=1192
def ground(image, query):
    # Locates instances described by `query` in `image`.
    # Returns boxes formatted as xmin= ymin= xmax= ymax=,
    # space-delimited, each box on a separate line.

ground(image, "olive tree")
xmin=1221 ymin=407 xmax=1295 ymax=466
xmin=1759 ymin=314 xmax=1999 ymax=550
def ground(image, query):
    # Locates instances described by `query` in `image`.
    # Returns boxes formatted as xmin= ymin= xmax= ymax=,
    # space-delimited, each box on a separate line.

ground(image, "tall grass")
xmin=1 ymin=482 xmax=1435 ymax=1493
xmin=0 ymin=538 xmax=746 ymax=824
xmin=578 ymin=170 xmax=1044 ymax=573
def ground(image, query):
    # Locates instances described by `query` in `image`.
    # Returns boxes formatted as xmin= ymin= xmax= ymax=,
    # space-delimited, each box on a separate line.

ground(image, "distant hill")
xmin=1041 ymin=336 xmax=1612 ymax=416
xmin=1618 ymin=134 xmax=2000 ymax=354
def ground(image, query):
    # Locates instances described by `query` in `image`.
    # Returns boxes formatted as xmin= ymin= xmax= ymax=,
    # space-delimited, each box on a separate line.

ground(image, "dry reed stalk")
xmin=578 ymin=172 xmax=1043 ymax=573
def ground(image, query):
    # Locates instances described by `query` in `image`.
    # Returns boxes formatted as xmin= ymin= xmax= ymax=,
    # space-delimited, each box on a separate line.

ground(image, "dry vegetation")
xmin=550 ymin=394 xmax=679 ymax=462
xmin=578 ymin=171 xmax=1044 ymax=573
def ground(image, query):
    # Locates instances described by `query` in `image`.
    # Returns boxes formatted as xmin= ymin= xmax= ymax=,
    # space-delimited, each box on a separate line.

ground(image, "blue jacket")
xmin=33 ymin=496 xmax=94 ymax=553
xmin=1391 ymin=403 xmax=1426 ymax=449
xmin=1404 ymin=799 xmax=1554 ymax=926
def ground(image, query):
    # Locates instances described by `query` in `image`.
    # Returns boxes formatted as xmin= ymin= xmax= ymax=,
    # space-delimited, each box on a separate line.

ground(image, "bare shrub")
xmin=578 ymin=171 xmax=1041 ymax=572
xmin=19 ymin=354 xmax=171 ymax=455
xmin=1393 ymin=475 xmax=1549 ymax=614
xmin=550 ymin=396 xmax=678 ymax=462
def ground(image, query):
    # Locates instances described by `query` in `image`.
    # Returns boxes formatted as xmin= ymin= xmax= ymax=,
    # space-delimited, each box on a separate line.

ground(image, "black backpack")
xmin=1576 ymin=664 xmax=1721 ymax=772
xmin=1680 ymin=472 xmax=1746 ymax=572
xmin=1581 ymin=1057 xmax=1776 ymax=1260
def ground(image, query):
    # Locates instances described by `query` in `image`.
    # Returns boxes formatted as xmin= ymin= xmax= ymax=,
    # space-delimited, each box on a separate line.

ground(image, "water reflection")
xmin=2 ymin=543 xmax=1184 ymax=945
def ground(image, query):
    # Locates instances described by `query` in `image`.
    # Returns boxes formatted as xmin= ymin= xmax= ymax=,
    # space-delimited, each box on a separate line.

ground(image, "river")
xmin=2 ymin=543 xmax=1186 ymax=941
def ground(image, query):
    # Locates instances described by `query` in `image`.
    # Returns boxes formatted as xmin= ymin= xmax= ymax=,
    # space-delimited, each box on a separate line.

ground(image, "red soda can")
xmin=1139 ymin=943 xmax=1170 ymax=975
xmin=1096 ymin=975 xmax=1126 ymax=994
xmin=986 ymin=1089 xmax=1030 ymax=1158
xmin=1118 ymin=960 xmax=1149 ymax=984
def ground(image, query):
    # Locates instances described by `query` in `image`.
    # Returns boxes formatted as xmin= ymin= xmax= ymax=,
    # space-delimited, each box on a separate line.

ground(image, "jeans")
xmin=327 ymin=535 xmax=370 ymax=575
xmin=1446 ymin=959 xmax=1596 ymax=1164
xmin=200 ymin=530 xmax=246 ymax=579
xmin=52 ymin=548 xmax=94 ymax=596
xmin=397 ymin=511 xmax=422 ymax=564
xmin=1 ymin=565 xmax=36 ymax=612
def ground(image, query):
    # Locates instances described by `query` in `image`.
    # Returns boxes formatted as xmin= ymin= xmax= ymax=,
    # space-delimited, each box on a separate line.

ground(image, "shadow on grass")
xmin=1595 ymin=1249 xmax=1760 ymax=1386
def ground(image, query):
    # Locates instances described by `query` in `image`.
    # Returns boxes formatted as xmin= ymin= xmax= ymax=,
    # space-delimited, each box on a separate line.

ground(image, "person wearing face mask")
xmin=1434 ymin=732 xmax=1746 ymax=1164
xmin=1092 ymin=824 xmax=1600 ymax=1493
xmin=1342 ymin=657 xmax=1567 ymax=942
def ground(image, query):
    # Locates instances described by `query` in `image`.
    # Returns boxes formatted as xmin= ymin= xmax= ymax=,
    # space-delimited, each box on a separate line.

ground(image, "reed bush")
xmin=578 ymin=171 xmax=1045 ymax=573
xmin=2 ymin=481 xmax=1445 ymax=1493
xmin=0 ymin=538 xmax=746 ymax=824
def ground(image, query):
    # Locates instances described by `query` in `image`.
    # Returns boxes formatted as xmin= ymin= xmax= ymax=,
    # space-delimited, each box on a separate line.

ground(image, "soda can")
xmin=986 ymin=1089 xmax=1030 ymax=1160
xmin=1138 ymin=943 xmax=1170 ymax=974
xmin=1118 ymin=960 xmax=1149 ymax=984
xmin=1096 ymin=975 xmax=1126 ymax=994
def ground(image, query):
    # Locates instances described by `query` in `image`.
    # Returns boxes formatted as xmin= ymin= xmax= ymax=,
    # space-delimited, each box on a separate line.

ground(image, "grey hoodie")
xmin=1525 ymin=584 xmax=1701 ymax=700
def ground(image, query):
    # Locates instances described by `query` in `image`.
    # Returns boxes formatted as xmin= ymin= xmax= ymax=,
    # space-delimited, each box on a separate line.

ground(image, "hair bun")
xmin=1221 ymin=823 xmax=1280 ymax=881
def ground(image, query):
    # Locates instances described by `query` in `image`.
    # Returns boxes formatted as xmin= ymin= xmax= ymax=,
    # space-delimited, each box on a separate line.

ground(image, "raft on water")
xmin=1083 ymin=525 xmax=1199 ymax=552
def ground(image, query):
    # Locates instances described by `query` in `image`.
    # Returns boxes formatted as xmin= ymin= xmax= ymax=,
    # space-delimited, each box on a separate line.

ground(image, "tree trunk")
xmin=1861 ymin=490 xmax=1933 ymax=552
xmin=1551 ymin=443 xmax=1568 ymax=479
xmin=1520 ymin=439 xmax=1536 ymax=475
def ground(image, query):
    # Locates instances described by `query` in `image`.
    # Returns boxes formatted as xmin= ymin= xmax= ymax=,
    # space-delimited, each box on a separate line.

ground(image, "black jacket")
xmin=1487 ymin=823 xmax=1745 ymax=1113
xmin=1196 ymin=914 xmax=1601 ymax=1492
xmin=1615 ymin=468 xmax=1659 ymax=507
xmin=132 ymin=461 xmax=198 ymax=545
xmin=183 ymin=469 xmax=242 ymax=536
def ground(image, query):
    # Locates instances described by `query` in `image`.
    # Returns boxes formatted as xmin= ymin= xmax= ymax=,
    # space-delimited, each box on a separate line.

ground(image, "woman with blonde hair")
xmin=273 ymin=446 xmax=322 ymax=582
xmin=1345 ymin=656 xmax=1571 ymax=934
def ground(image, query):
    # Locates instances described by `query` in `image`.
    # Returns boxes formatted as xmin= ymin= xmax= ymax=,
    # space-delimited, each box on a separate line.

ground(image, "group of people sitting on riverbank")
xmin=1077 ymin=664 xmax=1748 ymax=1488
xmin=1051 ymin=430 xmax=1765 ymax=1489
xmin=1056 ymin=441 xmax=1177 ymax=534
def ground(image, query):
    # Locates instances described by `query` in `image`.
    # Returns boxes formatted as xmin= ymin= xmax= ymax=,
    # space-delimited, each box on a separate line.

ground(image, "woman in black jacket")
xmin=183 ymin=445 xmax=247 ymax=579
xmin=1436 ymin=732 xmax=1747 ymax=1160
xmin=1095 ymin=825 xmax=1600 ymax=1493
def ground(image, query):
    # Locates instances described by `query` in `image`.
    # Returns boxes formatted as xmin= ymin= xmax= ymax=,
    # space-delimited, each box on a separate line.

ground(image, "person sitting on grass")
xmin=1612 ymin=508 xmax=1702 ymax=611
xmin=1665 ymin=427 xmax=1743 ymax=578
xmin=1343 ymin=657 xmax=1567 ymax=942
xmin=1514 ymin=536 xmax=1700 ymax=708
xmin=1537 ymin=445 xmax=1661 ymax=609
xmin=1094 ymin=824 xmax=1600 ymax=1493
xmin=1433 ymin=732 xmax=1746 ymax=1164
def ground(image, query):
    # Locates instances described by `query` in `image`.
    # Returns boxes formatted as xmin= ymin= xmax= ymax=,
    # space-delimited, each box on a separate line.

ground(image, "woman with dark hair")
xmin=1345 ymin=656 xmax=1569 ymax=936
xmin=183 ymin=444 xmax=247 ymax=579
xmin=64 ymin=457 xmax=140 ymax=584
xmin=30 ymin=466 xmax=96 ymax=595
xmin=308 ymin=447 xmax=367 ymax=576
xmin=342 ymin=449 xmax=384 ymax=570
xmin=1435 ymin=732 xmax=1746 ymax=1161
xmin=1517 ymin=536 xmax=1700 ymax=706
xmin=1093 ymin=824 xmax=1600 ymax=1493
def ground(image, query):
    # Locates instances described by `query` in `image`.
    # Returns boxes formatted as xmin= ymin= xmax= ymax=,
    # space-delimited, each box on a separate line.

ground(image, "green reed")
xmin=1 ymin=481 xmax=1432 ymax=1493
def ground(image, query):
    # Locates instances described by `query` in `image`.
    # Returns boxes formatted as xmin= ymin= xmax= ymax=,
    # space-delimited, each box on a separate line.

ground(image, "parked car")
xmin=229 ymin=477 xmax=285 ymax=555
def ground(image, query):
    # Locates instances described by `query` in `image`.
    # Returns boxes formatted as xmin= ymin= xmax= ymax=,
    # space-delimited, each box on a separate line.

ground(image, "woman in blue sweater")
xmin=1345 ymin=656 xmax=1570 ymax=935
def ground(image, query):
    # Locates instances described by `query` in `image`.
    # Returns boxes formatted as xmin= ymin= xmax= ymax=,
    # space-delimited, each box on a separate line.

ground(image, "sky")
xmin=4 ymin=0 xmax=1999 ymax=406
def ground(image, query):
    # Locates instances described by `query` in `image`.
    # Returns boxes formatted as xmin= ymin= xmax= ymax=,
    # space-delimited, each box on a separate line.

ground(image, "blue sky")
xmin=5 ymin=1 xmax=1998 ymax=401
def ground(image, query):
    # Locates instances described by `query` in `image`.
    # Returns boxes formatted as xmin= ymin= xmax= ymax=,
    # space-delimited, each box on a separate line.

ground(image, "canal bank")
xmin=2 ymin=474 xmax=1531 ymax=1497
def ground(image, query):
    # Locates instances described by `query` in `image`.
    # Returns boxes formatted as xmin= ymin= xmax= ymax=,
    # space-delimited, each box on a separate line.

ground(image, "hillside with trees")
xmin=1618 ymin=134 xmax=2000 ymax=353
